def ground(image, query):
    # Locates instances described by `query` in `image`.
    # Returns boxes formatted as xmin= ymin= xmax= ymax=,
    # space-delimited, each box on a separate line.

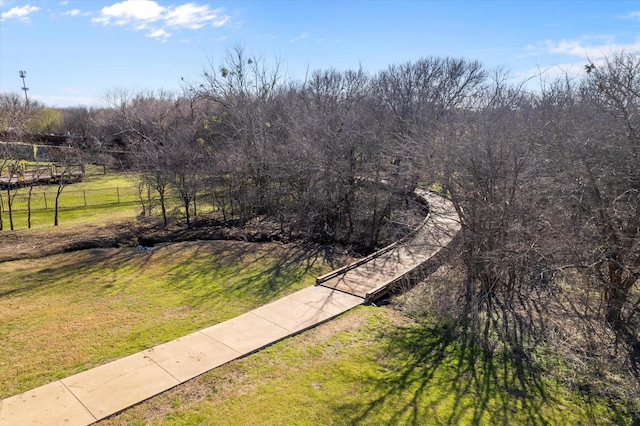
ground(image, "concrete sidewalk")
xmin=0 ymin=286 xmax=363 ymax=426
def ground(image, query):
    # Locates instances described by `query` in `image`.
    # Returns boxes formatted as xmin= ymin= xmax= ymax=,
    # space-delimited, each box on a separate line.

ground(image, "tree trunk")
xmin=27 ymin=184 xmax=34 ymax=229
xmin=54 ymin=188 xmax=62 ymax=226
xmin=0 ymin=193 xmax=4 ymax=231
xmin=7 ymin=186 xmax=14 ymax=231
xmin=605 ymin=260 xmax=636 ymax=327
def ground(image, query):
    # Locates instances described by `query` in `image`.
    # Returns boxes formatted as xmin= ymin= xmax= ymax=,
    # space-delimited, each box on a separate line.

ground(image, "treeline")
xmin=2 ymin=47 xmax=640 ymax=407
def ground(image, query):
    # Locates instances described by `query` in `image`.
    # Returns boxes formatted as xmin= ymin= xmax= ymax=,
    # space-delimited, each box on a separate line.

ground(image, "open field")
xmin=0 ymin=168 xmax=142 ymax=230
xmin=0 ymin=167 xmax=222 ymax=230
xmin=0 ymin=238 xmax=626 ymax=424
xmin=0 ymin=240 xmax=339 ymax=399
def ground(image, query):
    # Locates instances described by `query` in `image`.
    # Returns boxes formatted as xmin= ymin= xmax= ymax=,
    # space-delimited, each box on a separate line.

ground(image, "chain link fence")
xmin=1 ymin=186 xmax=139 ymax=211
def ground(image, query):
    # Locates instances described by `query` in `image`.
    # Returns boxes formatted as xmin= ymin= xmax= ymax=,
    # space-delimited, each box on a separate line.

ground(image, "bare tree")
xmin=0 ymin=93 xmax=40 ymax=139
xmin=556 ymin=52 xmax=640 ymax=329
xmin=52 ymin=149 xmax=85 ymax=227
xmin=195 ymin=44 xmax=288 ymax=218
xmin=370 ymin=57 xmax=487 ymax=175
xmin=5 ymin=161 xmax=20 ymax=230
xmin=426 ymin=70 xmax=552 ymax=353
xmin=107 ymin=89 xmax=210 ymax=226
xmin=166 ymin=111 xmax=205 ymax=227
xmin=106 ymin=89 xmax=177 ymax=225
xmin=0 ymin=144 xmax=16 ymax=231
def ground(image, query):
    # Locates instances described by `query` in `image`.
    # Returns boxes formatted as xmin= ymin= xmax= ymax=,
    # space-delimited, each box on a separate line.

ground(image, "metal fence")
xmin=1 ymin=186 xmax=139 ymax=212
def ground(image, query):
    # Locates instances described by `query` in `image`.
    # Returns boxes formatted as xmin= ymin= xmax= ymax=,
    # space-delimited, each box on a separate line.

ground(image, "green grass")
xmin=98 ymin=308 xmax=626 ymax=425
xmin=1 ymin=202 xmax=140 ymax=229
xmin=0 ymin=168 xmax=632 ymax=424
xmin=0 ymin=168 xmax=219 ymax=230
xmin=0 ymin=236 xmax=629 ymax=424
xmin=1 ymin=169 xmax=142 ymax=230
xmin=0 ymin=240 xmax=333 ymax=399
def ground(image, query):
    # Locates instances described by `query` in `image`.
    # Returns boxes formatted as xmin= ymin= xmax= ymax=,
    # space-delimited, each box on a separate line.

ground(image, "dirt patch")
xmin=0 ymin=216 xmax=319 ymax=263
xmin=0 ymin=203 xmax=419 ymax=263
xmin=0 ymin=222 xmax=138 ymax=262
xmin=0 ymin=184 xmax=429 ymax=262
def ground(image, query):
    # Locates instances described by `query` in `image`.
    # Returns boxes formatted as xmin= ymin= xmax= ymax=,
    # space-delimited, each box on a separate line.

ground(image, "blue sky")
xmin=1 ymin=0 xmax=640 ymax=108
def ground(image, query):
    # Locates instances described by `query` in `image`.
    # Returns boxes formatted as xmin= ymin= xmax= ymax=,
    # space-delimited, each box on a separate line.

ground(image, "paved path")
xmin=0 ymin=190 xmax=460 ymax=426
xmin=318 ymin=189 xmax=460 ymax=300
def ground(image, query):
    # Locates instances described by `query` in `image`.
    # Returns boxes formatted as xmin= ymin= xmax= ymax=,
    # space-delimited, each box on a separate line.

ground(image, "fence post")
xmin=43 ymin=192 xmax=48 ymax=210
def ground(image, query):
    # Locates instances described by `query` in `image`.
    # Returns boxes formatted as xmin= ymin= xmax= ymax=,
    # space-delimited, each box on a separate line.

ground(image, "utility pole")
xmin=19 ymin=70 xmax=29 ymax=103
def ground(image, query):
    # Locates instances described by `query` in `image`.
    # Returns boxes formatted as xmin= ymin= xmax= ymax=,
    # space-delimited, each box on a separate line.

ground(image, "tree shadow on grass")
xmin=156 ymin=240 xmax=342 ymax=307
xmin=337 ymin=320 xmax=617 ymax=425
xmin=0 ymin=239 xmax=338 ymax=312
xmin=217 ymin=242 xmax=338 ymax=300
xmin=0 ymin=247 xmax=146 ymax=298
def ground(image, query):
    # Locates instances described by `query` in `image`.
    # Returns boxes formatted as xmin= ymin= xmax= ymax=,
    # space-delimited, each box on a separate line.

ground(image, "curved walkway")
xmin=0 ymin=190 xmax=460 ymax=426
xmin=318 ymin=189 xmax=460 ymax=301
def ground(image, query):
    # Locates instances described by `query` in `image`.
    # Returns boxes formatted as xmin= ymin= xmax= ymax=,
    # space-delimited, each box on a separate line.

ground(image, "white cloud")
xmin=622 ymin=11 xmax=640 ymax=20
xmin=165 ymin=4 xmax=229 ymax=29
xmin=516 ymin=34 xmax=640 ymax=87
xmin=290 ymin=32 xmax=309 ymax=43
xmin=1 ymin=5 xmax=40 ymax=22
xmin=92 ymin=1 xmax=231 ymax=40
xmin=148 ymin=28 xmax=171 ymax=41
xmin=93 ymin=0 xmax=164 ymax=26
xmin=528 ymin=35 xmax=640 ymax=62
xmin=62 ymin=9 xmax=90 ymax=17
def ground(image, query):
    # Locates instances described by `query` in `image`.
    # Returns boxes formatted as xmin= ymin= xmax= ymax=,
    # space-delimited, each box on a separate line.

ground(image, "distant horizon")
xmin=2 ymin=0 xmax=640 ymax=108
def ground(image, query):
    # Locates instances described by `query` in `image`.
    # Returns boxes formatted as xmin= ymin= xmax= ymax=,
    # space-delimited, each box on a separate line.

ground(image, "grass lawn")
xmin=0 ymin=239 xmax=628 ymax=424
xmin=97 ymin=308 xmax=625 ymax=425
xmin=1 ymin=168 xmax=216 ymax=230
xmin=0 ymin=240 xmax=335 ymax=399
xmin=2 ymin=202 xmax=140 ymax=230
xmin=1 ymin=169 xmax=141 ymax=230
